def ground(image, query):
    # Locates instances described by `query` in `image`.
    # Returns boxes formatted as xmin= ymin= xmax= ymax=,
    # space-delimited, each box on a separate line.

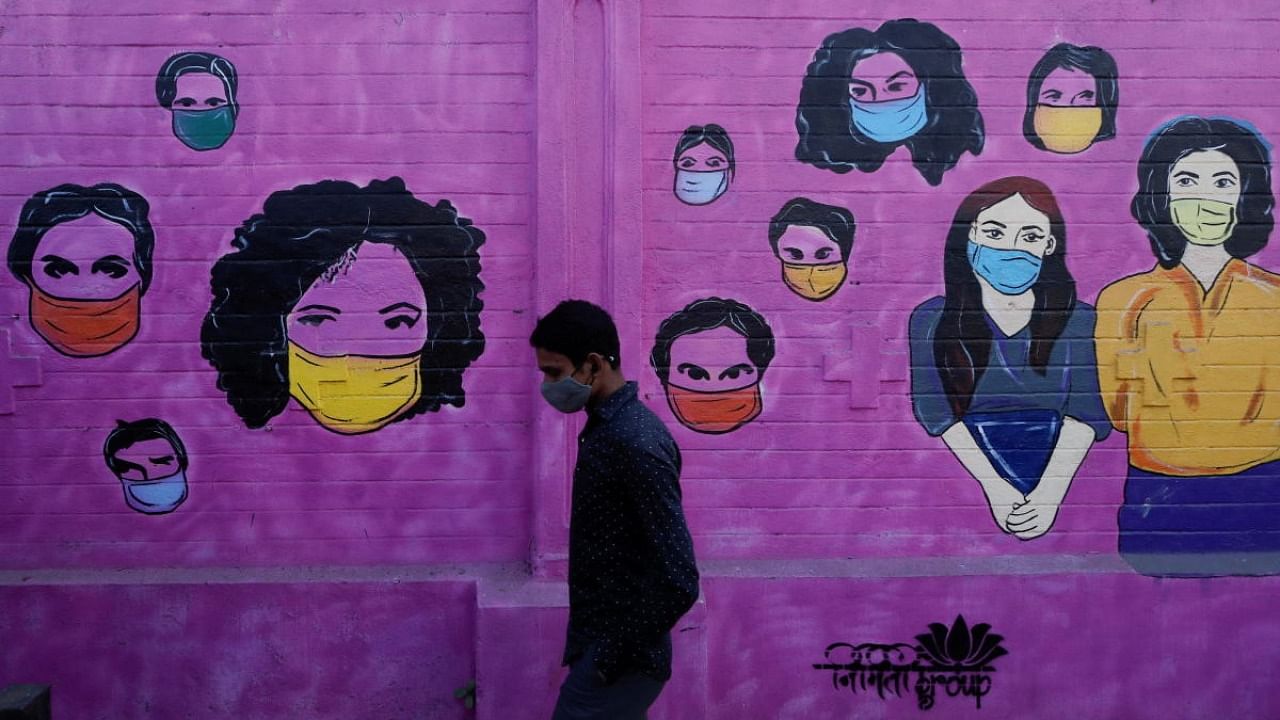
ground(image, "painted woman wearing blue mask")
xmin=909 ymin=177 xmax=1110 ymax=540
xmin=795 ymin=19 xmax=984 ymax=186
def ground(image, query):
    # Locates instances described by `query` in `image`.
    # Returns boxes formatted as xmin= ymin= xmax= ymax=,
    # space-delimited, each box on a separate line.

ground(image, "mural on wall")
xmin=673 ymin=124 xmax=735 ymax=206
xmin=909 ymin=177 xmax=1111 ymax=540
xmin=650 ymin=297 xmax=775 ymax=434
xmin=200 ymin=177 xmax=486 ymax=435
xmin=794 ymin=18 xmax=984 ymax=186
xmin=769 ymin=197 xmax=855 ymax=302
xmin=812 ymin=615 xmax=1007 ymax=711
xmin=104 ymin=418 xmax=189 ymax=515
xmin=1023 ymin=43 xmax=1119 ymax=155
xmin=1096 ymin=116 xmax=1280 ymax=577
xmin=155 ymin=51 xmax=239 ymax=152
xmin=6 ymin=183 xmax=154 ymax=358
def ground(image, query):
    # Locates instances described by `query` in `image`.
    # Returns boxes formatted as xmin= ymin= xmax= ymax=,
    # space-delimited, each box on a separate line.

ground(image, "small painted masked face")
xmin=968 ymin=194 xmax=1056 ymax=296
xmin=169 ymin=71 xmax=235 ymax=151
xmin=674 ymin=141 xmax=731 ymax=205
xmin=111 ymin=436 xmax=188 ymax=515
xmin=775 ymin=225 xmax=847 ymax=301
xmin=664 ymin=325 xmax=763 ymax=434
xmin=285 ymin=241 xmax=429 ymax=434
xmin=1032 ymin=67 xmax=1103 ymax=154
xmin=1167 ymin=150 xmax=1242 ymax=245
xmin=31 ymin=213 xmax=140 ymax=300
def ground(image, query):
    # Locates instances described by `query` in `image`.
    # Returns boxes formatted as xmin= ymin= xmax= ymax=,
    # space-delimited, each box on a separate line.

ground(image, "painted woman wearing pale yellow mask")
xmin=768 ymin=197 xmax=855 ymax=302
xmin=1095 ymin=116 xmax=1280 ymax=577
xmin=1023 ymin=44 xmax=1119 ymax=155
xmin=201 ymin=177 xmax=486 ymax=435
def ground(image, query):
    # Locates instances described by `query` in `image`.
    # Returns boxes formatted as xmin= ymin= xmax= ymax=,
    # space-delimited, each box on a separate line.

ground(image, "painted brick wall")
xmin=4 ymin=1 xmax=1280 ymax=718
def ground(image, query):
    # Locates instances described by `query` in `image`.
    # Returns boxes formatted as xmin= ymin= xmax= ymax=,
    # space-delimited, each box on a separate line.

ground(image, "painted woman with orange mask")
xmin=7 ymin=183 xmax=154 ymax=357
xmin=650 ymin=297 xmax=775 ymax=435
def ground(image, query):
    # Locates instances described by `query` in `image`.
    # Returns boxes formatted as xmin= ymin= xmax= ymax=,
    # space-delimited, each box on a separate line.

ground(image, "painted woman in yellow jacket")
xmin=1095 ymin=116 xmax=1280 ymax=577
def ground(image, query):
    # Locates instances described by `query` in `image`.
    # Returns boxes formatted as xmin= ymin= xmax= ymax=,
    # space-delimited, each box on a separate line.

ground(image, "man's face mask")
xmin=540 ymin=359 xmax=598 ymax=414
xmin=288 ymin=342 xmax=423 ymax=434
xmin=29 ymin=284 xmax=141 ymax=357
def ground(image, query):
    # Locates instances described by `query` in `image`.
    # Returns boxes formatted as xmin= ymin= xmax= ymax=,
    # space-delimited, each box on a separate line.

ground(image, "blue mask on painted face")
xmin=674 ymin=170 xmax=729 ymax=205
xmin=120 ymin=470 xmax=188 ymax=514
xmin=967 ymin=241 xmax=1043 ymax=295
xmin=849 ymin=89 xmax=928 ymax=144
xmin=172 ymin=106 xmax=236 ymax=151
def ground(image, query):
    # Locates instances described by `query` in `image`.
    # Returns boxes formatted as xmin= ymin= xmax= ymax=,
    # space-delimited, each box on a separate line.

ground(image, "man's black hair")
xmin=529 ymin=299 xmax=621 ymax=369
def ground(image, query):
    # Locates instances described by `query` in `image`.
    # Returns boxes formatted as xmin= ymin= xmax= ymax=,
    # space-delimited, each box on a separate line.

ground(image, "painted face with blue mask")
xmin=106 ymin=433 xmax=190 ymax=515
xmin=847 ymin=51 xmax=928 ymax=144
xmin=967 ymin=193 xmax=1057 ymax=296
xmin=673 ymin=141 xmax=731 ymax=205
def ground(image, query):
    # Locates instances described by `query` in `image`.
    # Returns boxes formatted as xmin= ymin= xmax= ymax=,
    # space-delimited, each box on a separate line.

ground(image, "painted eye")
xmin=814 ymin=248 xmax=833 ymax=260
xmin=983 ymin=228 xmax=1004 ymax=240
xmin=886 ymin=82 xmax=906 ymax=93
xmin=205 ymin=97 xmax=226 ymax=107
xmin=1215 ymin=177 xmax=1237 ymax=189
xmin=676 ymin=363 xmax=710 ymax=381
xmin=174 ymin=97 xmax=197 ymax=108
xmin=679 ymin=158 xmax=696 ymax=168
xmin=41 ymin=258 xmax=79 ymax=279
xmin=849 ymin=86 xmax=869 ymax=99
xmin=784 ymin=248 xmax=804 ymax=261
xmin=384 ymin=315 xmax=419 ymax=330
xmin=296 ymin=314 xmax=335 ymax=327
xmin=718 ymin=364 xmax=755 ymax=381
xmin=705 ymin=158 xmax=722 ymax=168
xmin=1040 ymin=90 xmax=1062 ymax=101
xmin=91 ymin=258 xmax=130 ymax=279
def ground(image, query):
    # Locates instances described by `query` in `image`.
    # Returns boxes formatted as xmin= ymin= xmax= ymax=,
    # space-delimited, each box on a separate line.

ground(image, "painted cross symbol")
xmin=822 ymin=322 xmax=908 ymax=409
xmin=0 ymin=328 xmax=42 ymax=415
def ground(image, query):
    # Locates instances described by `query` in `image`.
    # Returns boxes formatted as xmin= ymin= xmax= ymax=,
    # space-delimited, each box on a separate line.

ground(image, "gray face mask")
xmin=541 ymin=369 xmax=592 ymax=413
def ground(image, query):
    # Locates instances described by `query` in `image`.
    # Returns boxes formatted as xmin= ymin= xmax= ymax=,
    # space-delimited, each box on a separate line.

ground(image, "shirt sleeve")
xmin=909 ymin=298 xmax=958 ymax=436
xmin=592 ymin=432 xmax=699 ymax=682
xmin=1093 ymin=280 xmax=1138 ymax=434
xmin=1063 ymin=303 xmax=1112 ymax=440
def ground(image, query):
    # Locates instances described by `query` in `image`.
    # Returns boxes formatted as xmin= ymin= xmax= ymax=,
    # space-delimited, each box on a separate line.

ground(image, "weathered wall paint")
xmin=3 ymin=0 xmax=1280 ymax=718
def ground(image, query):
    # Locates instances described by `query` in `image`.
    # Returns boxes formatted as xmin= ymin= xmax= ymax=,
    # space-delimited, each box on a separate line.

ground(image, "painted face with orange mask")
xmin=22 ymin=211 xmax=149 ymax=357
xmin=651 ymin=297 xmax=775 ymax=435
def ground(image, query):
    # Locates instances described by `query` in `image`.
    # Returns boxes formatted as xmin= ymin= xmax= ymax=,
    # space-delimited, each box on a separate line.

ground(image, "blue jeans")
xmin=550 ymin=646 xmax=666 ymax=720
xmin=1118 ymin=461 xmax=1280 ymax=577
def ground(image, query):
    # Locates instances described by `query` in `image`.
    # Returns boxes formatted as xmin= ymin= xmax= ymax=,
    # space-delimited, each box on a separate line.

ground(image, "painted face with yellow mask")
xmin=1031 ymin=66 xmax=1102 ymax=155
xmin=1167 ymin=149 xmax=1242 ymax=245
xmin=774 ymin=225 xmax=849 ymax=301
xmin=286 ymin=241 xmax=429 ymax=435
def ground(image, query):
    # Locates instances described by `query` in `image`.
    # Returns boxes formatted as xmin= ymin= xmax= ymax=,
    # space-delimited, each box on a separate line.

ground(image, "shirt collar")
xmin=589 ymin=381 xmax=638 ymax=423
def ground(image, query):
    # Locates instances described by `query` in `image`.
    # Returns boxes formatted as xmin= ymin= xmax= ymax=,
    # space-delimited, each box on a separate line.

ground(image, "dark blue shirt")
xmin=909 ymin=297 xmax=1111 ymax=440
xmin=565 ymin=381 xmax=699 ymax=682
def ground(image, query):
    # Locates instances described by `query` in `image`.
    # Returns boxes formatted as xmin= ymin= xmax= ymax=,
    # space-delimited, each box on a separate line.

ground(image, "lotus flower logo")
xmin=915 ymin=615 xmax=1008 ymax=670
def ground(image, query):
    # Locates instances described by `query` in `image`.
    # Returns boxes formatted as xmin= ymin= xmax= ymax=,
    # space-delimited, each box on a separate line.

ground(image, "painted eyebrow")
xmin=885 ymin=70 xmax=915 ymax=81
xmin=295 ymin=304 xmax=342 ymax=314
xmin=94 ymin=254 xmax=129 ymax=263
xmin=981 ymin=220 xmax=1007 ymax=228
xmin=1212 ymin=171 xmax=1239 ymax=178
xmin=848 ymin=79 xmax=875 ymax=89
xmin=148 ymin=455 xmax=175 ymax=463
xmin=1173 ymin=170 xmax=1200 ymax=180
xmin=378 ymin=302 xmax=422 ymax=315
xmin=39 ymin=253 xmax=75 ymax=263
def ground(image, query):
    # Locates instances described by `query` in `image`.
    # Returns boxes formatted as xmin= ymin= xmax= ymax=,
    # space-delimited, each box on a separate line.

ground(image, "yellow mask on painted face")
xmin=1032 ymin=105 xmax=1103 ymax=154
xmin=781 ymin=262 xmax=846 ymax=301
xmin=1171 ymin=198 xmax=1238 ymax=245
xmin=287 ymin=342 xmax=422 ymax=435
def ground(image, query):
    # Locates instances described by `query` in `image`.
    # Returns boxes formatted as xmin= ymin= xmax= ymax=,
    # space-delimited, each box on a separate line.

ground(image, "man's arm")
xmin=593 ymin=436 xmax=699 ymax=682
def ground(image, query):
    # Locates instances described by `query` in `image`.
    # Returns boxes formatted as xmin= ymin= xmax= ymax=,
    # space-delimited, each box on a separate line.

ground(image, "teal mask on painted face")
xmin=171 ymin=106 xmax=236 ymax=151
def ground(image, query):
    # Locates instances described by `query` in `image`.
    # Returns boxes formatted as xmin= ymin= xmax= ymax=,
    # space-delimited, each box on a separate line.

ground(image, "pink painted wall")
xmin=2 ymin=0 xmax=1280 ymax=718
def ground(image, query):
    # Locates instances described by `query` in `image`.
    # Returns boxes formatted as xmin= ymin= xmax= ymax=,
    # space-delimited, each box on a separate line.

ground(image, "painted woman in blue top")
xmin=909 ymin=176 xmax=1110 ymax=539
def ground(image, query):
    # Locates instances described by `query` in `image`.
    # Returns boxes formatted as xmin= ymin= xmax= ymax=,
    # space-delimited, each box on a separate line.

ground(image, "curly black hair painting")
xmin=200 ymin=177 xmax=486 ymax=435
xmin=794 ymin=18 xmax=984 ymax=186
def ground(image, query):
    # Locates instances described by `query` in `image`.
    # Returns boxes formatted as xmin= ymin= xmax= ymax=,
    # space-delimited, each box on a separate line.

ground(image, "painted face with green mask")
xmin=1168 ymin=149 xmax=1242 ymax=245
xmin=169 ymin=71 xmax=237 ymax=151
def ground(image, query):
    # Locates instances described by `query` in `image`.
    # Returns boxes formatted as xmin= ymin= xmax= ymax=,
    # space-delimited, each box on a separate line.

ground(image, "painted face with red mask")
xmin=24 ymin=212 xmax=147 ymax=357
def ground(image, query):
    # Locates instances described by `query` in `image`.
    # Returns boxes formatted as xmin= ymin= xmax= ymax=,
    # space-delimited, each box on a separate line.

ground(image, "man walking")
xmin=530 ymin=300 xmax=700 ymax=720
